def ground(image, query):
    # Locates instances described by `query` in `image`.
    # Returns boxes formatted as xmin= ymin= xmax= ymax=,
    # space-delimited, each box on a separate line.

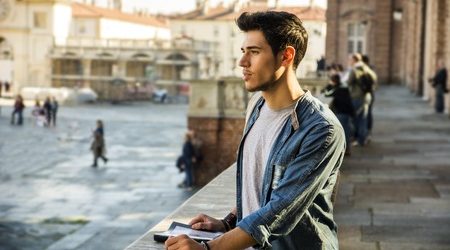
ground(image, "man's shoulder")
xmin=296 ymin=94 xmax=340 ymax=129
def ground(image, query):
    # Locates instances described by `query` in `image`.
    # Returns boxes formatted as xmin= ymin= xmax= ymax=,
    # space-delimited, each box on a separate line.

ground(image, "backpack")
xmin=357 ymin=67 xmax=375 ymax=93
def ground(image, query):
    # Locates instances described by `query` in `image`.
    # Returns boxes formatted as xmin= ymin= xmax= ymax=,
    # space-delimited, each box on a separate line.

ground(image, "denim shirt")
xmin=236 ymin=91 xmax=345 ymax=249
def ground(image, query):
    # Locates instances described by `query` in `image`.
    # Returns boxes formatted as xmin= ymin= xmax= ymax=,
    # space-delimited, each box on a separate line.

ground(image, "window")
xmin=347 ymin=22 xmax=366 ymax=54
xmin=91 ymin=60 xmax=114 ymax=76
xmin=33 ymin=12 xmax=47 ymax=29
xmin=126 ymin=61 xmax=148 ymax=77
xmin=52 ymin=59 xmax=82 ymax=75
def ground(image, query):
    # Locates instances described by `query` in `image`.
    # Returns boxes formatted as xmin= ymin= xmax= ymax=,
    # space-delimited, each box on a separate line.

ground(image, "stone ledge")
xmin=125 ymin=164 xmax=236 ymax=250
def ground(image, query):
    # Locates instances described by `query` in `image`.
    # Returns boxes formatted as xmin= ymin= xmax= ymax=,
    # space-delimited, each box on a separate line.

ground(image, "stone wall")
xmin=187 ymin=78 xmax=249 ymax=186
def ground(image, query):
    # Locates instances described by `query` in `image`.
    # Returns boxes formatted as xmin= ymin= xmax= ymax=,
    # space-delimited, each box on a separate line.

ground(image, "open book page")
xmin=154 ymin=221 xmax=223 ymax=242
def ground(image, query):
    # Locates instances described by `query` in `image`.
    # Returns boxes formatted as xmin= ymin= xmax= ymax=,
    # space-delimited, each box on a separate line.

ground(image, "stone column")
xmin=82 ymin=59 xmax=91 ymax=88
xmin=188 ymin=78 xmax=248 ymax=186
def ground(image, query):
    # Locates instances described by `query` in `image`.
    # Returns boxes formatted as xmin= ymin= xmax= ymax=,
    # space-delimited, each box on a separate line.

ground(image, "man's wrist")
xmin=222 ymin=212 xmax=237 ymax=232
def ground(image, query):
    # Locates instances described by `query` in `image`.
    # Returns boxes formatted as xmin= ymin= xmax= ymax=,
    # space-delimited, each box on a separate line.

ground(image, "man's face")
xmin=348 ymin=56 xmax=355 ymax=67
xmin=239 ymin=30 xmax=283 ymax=92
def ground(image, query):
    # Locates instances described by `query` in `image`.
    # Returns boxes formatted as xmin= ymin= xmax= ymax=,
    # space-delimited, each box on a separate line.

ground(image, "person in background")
xmin=90 ymin=120 xmax=108 ymax=168
xmin=316 ymin=55 xmax=326 ymax=77
xmin=51 ymin=96 xmax=59 ymax=126
xmin=347 ymin=53 xmax=376 ymax=146
xmin=180 ymin=131 xmax=196 ymax=190
xmin=429 ymin=59 xmax=448 ymax=113
xmin=4 ymin=81 xmax=10 ymax=93
xmin=324 ymin=74 xmax=355 ymax=156
xmin=43 ymin=97 xmax=52 ymax=127
xmin=31 ymin=99 xmax=47 ymax=127
xmin=11 ymin=95 xmax=25 ymax=125
xmin=361 ymin=54 xmax=378 ymax=140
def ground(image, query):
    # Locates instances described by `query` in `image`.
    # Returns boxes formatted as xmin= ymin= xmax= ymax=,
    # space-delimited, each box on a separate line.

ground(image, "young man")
xmin=165 ymin=11 xmax=345 ymax=250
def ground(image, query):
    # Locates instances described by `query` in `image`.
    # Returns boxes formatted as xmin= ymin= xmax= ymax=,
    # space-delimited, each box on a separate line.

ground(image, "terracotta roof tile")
xmin=176 ymin=5 xmax=325 ymax=22
xmin=72 ymin=3 xmax=168 ymax=27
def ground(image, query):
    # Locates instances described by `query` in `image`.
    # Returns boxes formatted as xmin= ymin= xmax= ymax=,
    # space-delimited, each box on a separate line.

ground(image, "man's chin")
xmin=244 ymin=82 xmax=259 ymax=92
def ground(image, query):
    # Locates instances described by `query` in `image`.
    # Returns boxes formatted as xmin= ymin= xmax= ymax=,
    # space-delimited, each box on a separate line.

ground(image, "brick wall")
xmin=326 ymin=0 xmax=397 ymax=84
xmin=188 ymin=117 xmax=245 ymax=186
xmin=325 ymin=0 xmax=338 ymax=64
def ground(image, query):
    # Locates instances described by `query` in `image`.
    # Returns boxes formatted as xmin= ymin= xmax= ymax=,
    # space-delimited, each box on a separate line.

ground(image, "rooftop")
xmin=174 ymin=5 xmax=325 ymax=21
xmin=72 ymin=3 xmax=168 ymax=27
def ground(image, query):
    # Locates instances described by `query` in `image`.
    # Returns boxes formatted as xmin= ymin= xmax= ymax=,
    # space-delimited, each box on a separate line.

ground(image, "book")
xmin=153 ymin=221 xmax=223 ymax=242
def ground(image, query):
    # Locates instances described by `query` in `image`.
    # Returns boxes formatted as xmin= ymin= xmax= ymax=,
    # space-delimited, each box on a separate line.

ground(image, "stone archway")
xmin=0 ymin=37 xmax=14 ymax=96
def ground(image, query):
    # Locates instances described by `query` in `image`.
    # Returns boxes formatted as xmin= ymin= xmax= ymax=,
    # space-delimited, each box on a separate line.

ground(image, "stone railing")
xmin=188 ymin=78 xmax=250 ymax=119
xmin=188 ymin=77 xmax=328 ymax=118
xmin=61 ymin=38 xmax=217 ymax=53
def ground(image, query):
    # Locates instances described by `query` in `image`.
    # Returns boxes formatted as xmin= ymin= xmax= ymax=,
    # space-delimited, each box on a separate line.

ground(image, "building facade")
xmin=0 ymin=0 xmax=219 ymax=100
xmin=0 ymin=0 xmax=72 ymax=94
xmin=326 ymin=0 xmax=450 ymax=113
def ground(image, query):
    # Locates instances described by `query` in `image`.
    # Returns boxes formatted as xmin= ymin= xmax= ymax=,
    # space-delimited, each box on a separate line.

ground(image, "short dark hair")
xmin=330 ymin=73 xmax=342 ymax=86
xmin=236 ymin=11 xmax=308 ymax=70
xmin=362 ymin=54 xmax=370 ymax=65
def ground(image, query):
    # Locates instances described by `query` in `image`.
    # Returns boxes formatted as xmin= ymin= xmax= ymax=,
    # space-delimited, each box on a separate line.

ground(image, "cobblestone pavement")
xmin=0 ymin=101 xmax=195 ymax=250
xmin=335 ymin=86 xmax=450 ymax=249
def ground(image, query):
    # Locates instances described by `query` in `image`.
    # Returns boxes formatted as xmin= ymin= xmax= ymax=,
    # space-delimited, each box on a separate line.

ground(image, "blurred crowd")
xmin=320 ymin=53 xmax=378 ymax=156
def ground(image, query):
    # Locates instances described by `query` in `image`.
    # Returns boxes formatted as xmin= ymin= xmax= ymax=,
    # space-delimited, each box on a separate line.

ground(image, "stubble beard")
xmin=245 ymin=77 xmax=279 ymax=93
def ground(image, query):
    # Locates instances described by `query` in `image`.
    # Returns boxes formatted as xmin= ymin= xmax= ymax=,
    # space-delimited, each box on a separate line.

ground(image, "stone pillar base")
xmin=188 ymin=116 xmax=244 ymax=186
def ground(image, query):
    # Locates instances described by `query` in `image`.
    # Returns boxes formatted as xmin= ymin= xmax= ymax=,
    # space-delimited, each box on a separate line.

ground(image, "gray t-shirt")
xmin=242 ymin=101 xmax=294 ymax=218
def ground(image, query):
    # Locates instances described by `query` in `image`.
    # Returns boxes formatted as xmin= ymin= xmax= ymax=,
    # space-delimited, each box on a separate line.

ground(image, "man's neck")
xmin=261 ymin=71 xmax=304 ymax=110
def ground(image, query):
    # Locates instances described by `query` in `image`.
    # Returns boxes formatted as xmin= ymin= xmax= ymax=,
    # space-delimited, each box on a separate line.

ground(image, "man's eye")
xmin=251 ymin=50 xmax=259 ymax=55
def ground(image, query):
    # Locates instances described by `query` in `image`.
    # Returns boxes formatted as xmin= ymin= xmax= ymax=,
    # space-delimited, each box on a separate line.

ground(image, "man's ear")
xmin=281 ymin=46 xmax=296 ymax=67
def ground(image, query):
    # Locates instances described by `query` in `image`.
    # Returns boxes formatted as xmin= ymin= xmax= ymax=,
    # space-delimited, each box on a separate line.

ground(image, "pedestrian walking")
xmin=90 ymin=120 xmax=108 ymax=168
xmin=165 ymin=11 xmax=345 ymax=250
xmin=42 ymin=97 xmax=52 ymax=127
xmin=10 ymin=95 xmax=25 ymax=125
xmin=51 ymin=96 xmax=58 ymax=126
xmin=429 ymin=59 xmax=448 ymax=113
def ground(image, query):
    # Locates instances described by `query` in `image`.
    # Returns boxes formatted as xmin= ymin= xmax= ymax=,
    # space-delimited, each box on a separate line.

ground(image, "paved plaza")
xmin=335 ymin=86 xmax=450 ymax=249
xmin=0 ymin=101 xmax=195 ymax=250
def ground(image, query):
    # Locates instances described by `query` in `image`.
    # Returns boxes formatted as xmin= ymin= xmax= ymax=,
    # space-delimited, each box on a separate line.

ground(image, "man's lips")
xmin=242 ymin=71 xmax=252 ymax=80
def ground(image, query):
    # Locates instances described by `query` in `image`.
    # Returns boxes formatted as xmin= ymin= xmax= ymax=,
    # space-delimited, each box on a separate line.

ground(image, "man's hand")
xmin=189 ymin=213 xmax=226 ymax=232
xmin=165 ymin=235 xmax=203 ymax=250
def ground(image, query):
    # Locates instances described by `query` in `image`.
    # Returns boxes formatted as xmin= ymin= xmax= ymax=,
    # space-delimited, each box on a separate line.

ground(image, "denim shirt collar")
xmin=249 ymin=90 xmax=311 ymax=132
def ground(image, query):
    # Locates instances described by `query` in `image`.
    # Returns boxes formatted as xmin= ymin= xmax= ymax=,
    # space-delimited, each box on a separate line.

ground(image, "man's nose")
xmin=239 ymin=54 xmax=250 ymax=68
